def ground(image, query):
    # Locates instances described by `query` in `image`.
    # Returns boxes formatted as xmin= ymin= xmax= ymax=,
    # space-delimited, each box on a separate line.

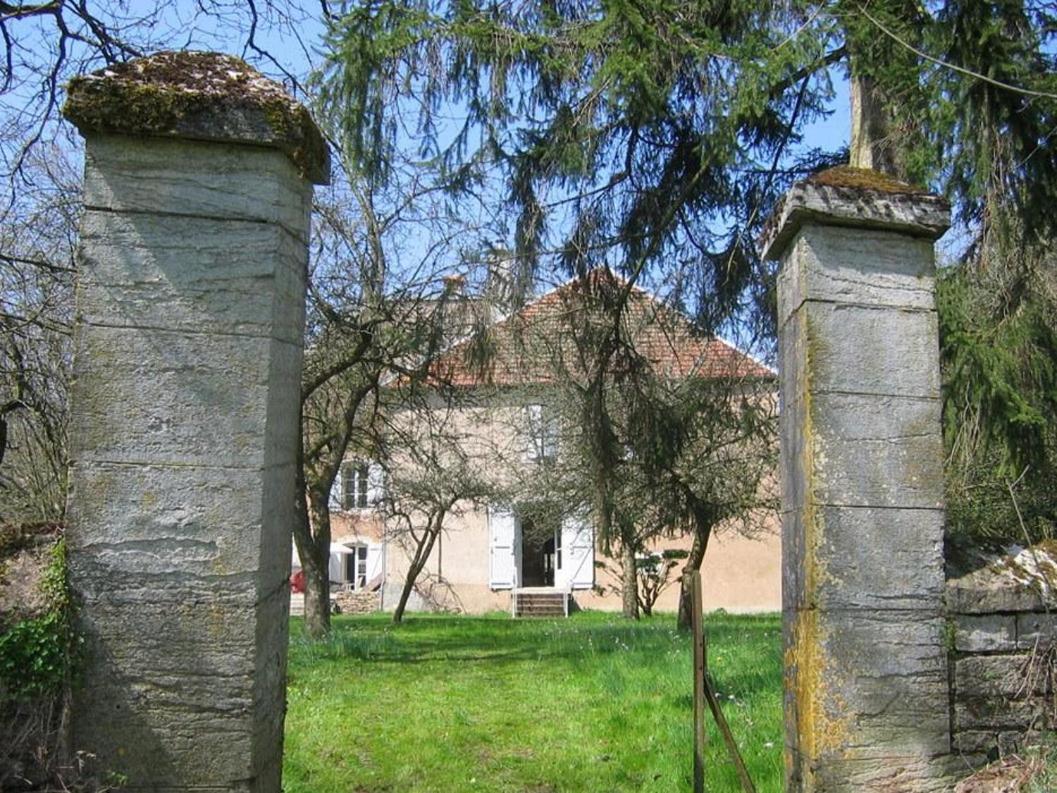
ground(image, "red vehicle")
xmin=289 ymin=568 xmax=305 ymax=594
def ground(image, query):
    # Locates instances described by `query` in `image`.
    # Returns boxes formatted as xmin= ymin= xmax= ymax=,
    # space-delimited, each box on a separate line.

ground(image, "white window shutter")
xmin=489 ymin=505 xmax=517 ymax=590
xmin=367 ymin=463 xmax=384 ymax=505
xmin=562 ymin=514 xmax=594 ymax=590
xmin=329 ymin=465 xmax=344 ymax=511
xmin=365 ymin=544 xmax=383 ymax=585
xmin=328 ymin=549 xmax=343 ymax=583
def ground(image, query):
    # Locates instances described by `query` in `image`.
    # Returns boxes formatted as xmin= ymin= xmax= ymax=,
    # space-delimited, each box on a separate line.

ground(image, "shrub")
xmin=0 ymin=539 xmax=78 ymax=698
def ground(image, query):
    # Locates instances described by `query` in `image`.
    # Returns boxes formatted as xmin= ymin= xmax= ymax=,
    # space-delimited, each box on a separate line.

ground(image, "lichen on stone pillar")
xmin=62 ymin=51 xmax=327 ymax=792
xmin=761 ymin=166 xmax=955 ymax=792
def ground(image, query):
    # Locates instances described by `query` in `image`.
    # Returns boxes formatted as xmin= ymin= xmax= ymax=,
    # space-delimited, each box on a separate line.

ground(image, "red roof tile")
xmin=421 ymin=268 xmax=772 ymax=388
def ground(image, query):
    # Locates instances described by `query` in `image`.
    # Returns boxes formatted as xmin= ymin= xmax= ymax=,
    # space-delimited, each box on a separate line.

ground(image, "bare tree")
xmin=484 ymin=269 xmax=777 ymax=621
xmin=377 ymin=393 xmax=496 ymax=624
xmin=292 ymin=153 xmax=500 ymax=636
xmin=0 ymin=146 xmax=78 ymax=523
xmin=0 ymin=1 xmax=326 ymax=191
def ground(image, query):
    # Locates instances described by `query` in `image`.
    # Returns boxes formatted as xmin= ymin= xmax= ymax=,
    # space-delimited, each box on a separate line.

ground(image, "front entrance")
xmin=519 ymin=516 xmax=560 ymax=587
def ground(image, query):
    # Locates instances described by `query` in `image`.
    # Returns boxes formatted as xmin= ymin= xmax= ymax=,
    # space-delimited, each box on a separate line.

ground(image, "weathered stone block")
xmin=804 ymin=754 xmax=958 ymax=793
xmin=954 ymin=728 xmax=1050 ymax=763
xmin=954 ymin=695 xmax=1050 ymax=730
xmin=781 ymin=392 xmax=945 ymax=512
xmin=947 ymin=577 xmax=1048 ymax=614
xmin=84 ymin=135 xmax=312 ymax=240
xmin=786 ymin=608 xmax=951 ymax=766
xmin=954 ymin=614 xmax=1018 ymax=653
xmin=808 ymin=506 xmax=945 ymax=610
xmin=70 ymin=579 xmax=264 ymax=786
xmin=807 ymin=392 xmax=945 ymax=509
xmin=1016 ymin=612 xmax=1057 ymax=649
xmin=952 ymin=730 xmax=993 ymax=756
xmin=66 ymin=461 xmax=297 ymax=579
xmin=796 ymin=301 xmax=941 ymax=398
xmin=955 ymin=654 xmax=1051 ymax=698
xmin=68 ymin=325 xmax=301 ymax=468
xmin=76 ymin=211 xmax=307 ymax=345
xmin=777 ymin=226 xmax=937 ymax=326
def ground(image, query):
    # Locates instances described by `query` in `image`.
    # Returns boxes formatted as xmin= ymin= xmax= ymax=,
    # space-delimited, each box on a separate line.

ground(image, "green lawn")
xmin=283 ymin=611 xmax=783 ymax=793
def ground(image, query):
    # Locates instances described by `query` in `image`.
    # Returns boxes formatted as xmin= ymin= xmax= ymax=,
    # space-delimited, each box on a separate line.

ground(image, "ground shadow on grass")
xmin=289 ymin=611 xmax=781 ymax=698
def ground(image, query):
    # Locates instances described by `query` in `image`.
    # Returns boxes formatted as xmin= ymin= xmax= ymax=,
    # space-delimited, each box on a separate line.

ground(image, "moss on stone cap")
xmin=807 ymin=165 xmax=927 ymax=196
xmin=758 ymin=165 xmax=950 ymax=260
xmin=63 ymin=51 xmax=330 ymax=184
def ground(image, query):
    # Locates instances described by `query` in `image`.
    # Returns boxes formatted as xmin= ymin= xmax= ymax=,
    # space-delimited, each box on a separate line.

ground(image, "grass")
xmin=283 ymin=610 xmax=783 ymax=793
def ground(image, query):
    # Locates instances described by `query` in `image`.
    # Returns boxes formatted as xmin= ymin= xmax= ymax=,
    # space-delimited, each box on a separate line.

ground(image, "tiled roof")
xmin=421 ymin=268 xmax=772 ymax=388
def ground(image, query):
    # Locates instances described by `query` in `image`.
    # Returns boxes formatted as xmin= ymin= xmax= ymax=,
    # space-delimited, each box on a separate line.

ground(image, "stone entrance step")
xmin=514 ymin=591 xmax=568 ymax=618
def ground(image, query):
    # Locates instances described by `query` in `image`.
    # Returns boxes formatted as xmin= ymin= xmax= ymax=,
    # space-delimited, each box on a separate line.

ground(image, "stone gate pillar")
xmin=761 ymin=169 xmax=952 ymax=791
xmin=61 ymin=52 xmax=328 ymax=791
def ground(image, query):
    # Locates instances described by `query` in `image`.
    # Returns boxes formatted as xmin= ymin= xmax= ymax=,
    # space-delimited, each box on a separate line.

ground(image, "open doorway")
xmin=519 ymin=515 xmax=559 ymax=587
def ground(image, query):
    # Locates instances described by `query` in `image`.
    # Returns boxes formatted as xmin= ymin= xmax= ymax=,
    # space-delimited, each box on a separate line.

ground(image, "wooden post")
xmin=690 ymin=570 xmax=706 ymax=793
xmin=691 ymin=569 xmax=758 ymax=793
xmin=704 ymin=668 xmax=758 ymax=793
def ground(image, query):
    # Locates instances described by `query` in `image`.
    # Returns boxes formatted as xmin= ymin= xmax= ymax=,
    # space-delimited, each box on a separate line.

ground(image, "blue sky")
xmin=17 ymin=0 xmax=860 ymax=331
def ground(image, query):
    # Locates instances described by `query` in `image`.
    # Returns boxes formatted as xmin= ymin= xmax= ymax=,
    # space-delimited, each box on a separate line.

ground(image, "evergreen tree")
xmin=315 ymin=0 xmax=1057 ymax=555
xmin=314 ymin=0 xmax=842 ymax=337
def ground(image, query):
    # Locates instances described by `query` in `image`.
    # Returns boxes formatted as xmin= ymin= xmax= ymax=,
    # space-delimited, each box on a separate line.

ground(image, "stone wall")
xmin=333 ymin=589 xmax=381 ymax=615
xmin=948 ymin=545 xmax=1057 ymax=768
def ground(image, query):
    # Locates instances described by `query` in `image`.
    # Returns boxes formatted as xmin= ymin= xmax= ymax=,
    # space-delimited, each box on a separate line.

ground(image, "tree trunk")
xmin=621 ymin=542 xmax=639 ymax=620
xmin=391 ymin=563 xmax=419 ymax=625
xmin=849 ymin=75 xmax=908 ymax=180
xmin=300 ymin=488 xmax=334 ymax=639
xmin=677 ymin=524 xmax=712 ymax=632
xmin=300 ymin=549 xmax=330 ymax=638
xmin=392 ymin=520 xmax=442 ymax=624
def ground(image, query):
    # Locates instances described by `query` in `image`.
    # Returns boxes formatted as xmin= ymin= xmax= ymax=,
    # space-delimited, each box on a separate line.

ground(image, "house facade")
xmin=318 ymin=270 xmax=781 ymax=614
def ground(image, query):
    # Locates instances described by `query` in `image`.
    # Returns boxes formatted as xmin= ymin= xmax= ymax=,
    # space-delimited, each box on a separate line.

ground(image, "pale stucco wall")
xmin=375 ymin=387 xmax=780 ymax=614
xmin=381 ymin=500 xmax=781 ymax=614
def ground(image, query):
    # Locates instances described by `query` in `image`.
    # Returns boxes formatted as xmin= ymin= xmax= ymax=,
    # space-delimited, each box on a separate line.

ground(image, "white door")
xmin=559 ymin=514 xmax=594 ymax=590
xmin=488 ymin=505 xmax=517 ymax=590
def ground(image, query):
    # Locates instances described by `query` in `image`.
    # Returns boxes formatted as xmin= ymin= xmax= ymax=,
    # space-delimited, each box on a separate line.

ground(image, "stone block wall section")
xmin=61 ymin=52 xmax=328 ymax=792
xmin=333 ymin=589 xmax=382 ymax=615
xmin=762 ymin=167 xmax=955 ymax=792
xmin=947 ymin=550 xmax=1057 ymax=767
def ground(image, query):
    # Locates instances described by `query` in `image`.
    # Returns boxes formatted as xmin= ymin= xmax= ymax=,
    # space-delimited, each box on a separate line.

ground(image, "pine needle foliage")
xmin=315 ymin=0 xmax=1057 ymax=545
xmin=313 ymin=0 xmax=840 ymax=336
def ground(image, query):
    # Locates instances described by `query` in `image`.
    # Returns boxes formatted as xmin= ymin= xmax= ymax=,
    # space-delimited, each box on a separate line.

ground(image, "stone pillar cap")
xmin=759 ymin=166 xmax=949 ymax=261
xmin=62 ymin=51 xmax=330 ymax=185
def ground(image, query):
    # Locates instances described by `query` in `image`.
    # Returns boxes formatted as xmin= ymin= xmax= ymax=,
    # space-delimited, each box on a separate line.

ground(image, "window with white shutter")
xmin=525 ymin=403 xmax=558 ymax=462
xmin=340 ymin=461 xmax=370 ymax=510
